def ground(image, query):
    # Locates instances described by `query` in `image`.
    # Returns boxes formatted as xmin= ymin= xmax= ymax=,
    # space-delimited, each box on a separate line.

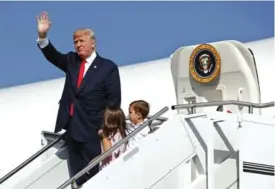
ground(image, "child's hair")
xmin=130 ymin=100 xmax=150 ymax=119
xmin=103 ymin=106 xmax=127 ymax=138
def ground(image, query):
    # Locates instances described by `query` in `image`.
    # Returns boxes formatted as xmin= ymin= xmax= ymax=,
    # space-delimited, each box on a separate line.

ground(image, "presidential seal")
xmin=189 ymin=44 xmax=221 ymax=84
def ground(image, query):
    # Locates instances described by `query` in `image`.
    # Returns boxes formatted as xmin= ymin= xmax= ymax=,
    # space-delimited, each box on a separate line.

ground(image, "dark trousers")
xmin=65 ymin=132 xmax=101 ymax=186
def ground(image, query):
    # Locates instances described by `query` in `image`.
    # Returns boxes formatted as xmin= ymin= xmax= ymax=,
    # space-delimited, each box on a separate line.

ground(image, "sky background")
xmin=0 ymin=1 xmax=273 ymax=89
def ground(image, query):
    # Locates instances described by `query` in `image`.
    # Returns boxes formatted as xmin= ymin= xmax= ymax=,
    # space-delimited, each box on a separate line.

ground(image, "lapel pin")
xmin=94 ymin=65 xmax=97 ymax=69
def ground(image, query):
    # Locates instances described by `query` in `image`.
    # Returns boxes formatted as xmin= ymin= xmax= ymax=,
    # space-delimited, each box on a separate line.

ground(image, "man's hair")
xmin=130 ymin=100 xmax=150 ymax=119
xmin=73 ymin=28 xmax=95 ymax=40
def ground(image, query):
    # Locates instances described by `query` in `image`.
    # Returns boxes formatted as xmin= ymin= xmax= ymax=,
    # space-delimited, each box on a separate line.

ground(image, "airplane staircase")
xmin=72 ymin=101 xmax=274 ymax=189
xmin=0 ymin=101 xmax=273 ymax=189
xmin=0 ymin=107 xmax=169 ymax=189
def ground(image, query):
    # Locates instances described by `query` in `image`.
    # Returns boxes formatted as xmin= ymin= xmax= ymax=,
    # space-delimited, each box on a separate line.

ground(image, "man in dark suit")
xmin=36 ymin=12 xmax=121 ymax=188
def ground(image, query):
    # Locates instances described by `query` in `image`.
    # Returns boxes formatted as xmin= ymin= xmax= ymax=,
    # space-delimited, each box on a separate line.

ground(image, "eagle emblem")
xmin=189 ymin=44 xmax=221 ymax=84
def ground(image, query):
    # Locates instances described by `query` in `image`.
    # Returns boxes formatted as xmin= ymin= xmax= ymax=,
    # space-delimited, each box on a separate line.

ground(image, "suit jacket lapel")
xmin=77 ymin=55 xmax=101 ymax=93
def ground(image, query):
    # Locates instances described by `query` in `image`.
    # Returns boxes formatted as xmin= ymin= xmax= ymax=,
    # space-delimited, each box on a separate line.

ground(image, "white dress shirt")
xmin=37 ymin=38 xmax=96 ymax=76
xmin=126 ymin=122 xmax=150 ymax=148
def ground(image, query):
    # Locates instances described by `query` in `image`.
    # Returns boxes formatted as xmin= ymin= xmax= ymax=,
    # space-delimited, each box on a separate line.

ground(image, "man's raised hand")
xmin=37 ymin=11 xmax=51 ymax=39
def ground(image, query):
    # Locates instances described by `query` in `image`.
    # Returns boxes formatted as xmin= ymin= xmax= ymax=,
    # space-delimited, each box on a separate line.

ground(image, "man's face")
xmin=73 ymin=33 xmax=95 ymax=59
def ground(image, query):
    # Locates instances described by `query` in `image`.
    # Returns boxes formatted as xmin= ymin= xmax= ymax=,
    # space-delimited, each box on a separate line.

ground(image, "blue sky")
xmin=0 ymin=1 xmax=273 ymax=88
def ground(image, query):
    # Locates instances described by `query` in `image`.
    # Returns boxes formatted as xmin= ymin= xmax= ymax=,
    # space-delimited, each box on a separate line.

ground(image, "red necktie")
xmin=70 ymin=60 xmax=86 ymax=116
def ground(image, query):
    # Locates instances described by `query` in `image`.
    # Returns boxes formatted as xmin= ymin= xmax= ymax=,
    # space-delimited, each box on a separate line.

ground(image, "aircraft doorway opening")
xmin=193 ymin=87 xmax=224 ymax=113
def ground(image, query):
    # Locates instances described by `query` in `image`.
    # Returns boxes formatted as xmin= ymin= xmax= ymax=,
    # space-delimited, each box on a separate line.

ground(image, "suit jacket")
xmin=39 ymin=41 xmax=121 ymax=142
